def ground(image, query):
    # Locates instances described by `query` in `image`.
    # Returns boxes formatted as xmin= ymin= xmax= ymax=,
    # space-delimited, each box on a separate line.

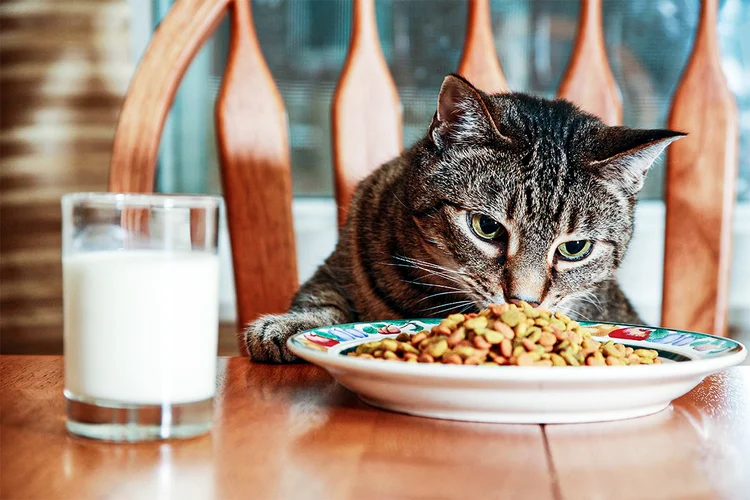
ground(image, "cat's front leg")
xmin=245 ymin=308 xmax=348 ymax=363
xmin=244 ymin=266 xmax=353 ymax=363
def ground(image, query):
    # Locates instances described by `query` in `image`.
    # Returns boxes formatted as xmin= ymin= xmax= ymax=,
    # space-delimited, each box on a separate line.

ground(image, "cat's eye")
xmin=557 ymin=240 xmax=593 ymax=261
xmin=470 ymin=213 xmax=503 ymax=240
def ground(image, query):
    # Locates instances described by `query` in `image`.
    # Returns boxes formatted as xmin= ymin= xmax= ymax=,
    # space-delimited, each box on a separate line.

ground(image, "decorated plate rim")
xmin=287 ymin=319 xmax=746 ymax=380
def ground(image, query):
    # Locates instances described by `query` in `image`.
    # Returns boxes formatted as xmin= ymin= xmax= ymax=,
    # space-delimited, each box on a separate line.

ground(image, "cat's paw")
xmin=244 ymin=313 xmax=314 ymax=363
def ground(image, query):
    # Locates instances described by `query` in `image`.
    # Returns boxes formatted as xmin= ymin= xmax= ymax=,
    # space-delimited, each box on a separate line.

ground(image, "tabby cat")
xmin=245 ymin=74 xmax=683 ymax=363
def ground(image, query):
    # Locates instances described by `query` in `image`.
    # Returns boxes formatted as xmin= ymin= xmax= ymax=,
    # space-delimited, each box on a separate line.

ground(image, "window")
xmin=131 ymin=0 xmax=750 ymax=331
xmin=144 ymin=0 xmax=750 ymax=201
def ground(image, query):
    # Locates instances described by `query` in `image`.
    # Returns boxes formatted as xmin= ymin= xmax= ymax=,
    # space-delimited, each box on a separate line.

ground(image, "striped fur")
xmin=245 ymin=75 xmax=682 ymax=363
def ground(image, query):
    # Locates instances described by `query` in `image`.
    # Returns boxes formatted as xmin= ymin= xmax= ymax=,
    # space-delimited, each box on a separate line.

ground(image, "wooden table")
xmin=1 ymin=356 xmax=748 ymax=499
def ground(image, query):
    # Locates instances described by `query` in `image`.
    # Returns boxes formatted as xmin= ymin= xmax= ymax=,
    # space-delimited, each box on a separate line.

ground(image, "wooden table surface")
xmin=1 ymin=356 xmax=748 ymax=500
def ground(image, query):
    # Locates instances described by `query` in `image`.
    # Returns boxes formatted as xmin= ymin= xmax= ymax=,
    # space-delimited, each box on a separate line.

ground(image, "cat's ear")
xmin=429 ymin=74 xmax=507 ymax=149
xmin=589 ymin=127 xmax=685 ymax=194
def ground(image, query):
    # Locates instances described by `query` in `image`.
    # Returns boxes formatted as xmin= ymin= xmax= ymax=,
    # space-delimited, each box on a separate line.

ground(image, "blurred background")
xmin=1 ymin=0 xmax=749 ymax=354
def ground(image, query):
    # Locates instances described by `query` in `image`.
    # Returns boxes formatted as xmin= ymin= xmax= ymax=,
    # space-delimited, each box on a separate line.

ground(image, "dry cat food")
xmin=348 ymin=302 xmax=661 ymax=366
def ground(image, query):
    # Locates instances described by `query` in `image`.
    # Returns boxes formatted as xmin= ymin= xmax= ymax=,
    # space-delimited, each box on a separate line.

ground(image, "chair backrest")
xmin=109 ymin=0 xmax=738 ymax=352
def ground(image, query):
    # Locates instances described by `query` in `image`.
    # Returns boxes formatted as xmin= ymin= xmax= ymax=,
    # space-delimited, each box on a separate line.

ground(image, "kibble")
xmin=348 ymin=302 xmax=662 ymax=366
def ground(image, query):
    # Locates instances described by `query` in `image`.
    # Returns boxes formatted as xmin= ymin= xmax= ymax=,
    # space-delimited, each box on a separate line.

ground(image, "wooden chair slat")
xmin=557 ymin=0 xmax=621 ymax=125
xmin=109 ymin=0 xmax=231 ymax=192
xmin=332 ymin=0 xmax=402 ymax=226
xmin=216 ymin=0 xmax=298 ymax=351
xmin=457 ymin=0 xmax=508 ymax=93
xmin=106 ymin=0 xmax=741 ymax=355
xmin=662 ymin=0 xmax=739 ymax=336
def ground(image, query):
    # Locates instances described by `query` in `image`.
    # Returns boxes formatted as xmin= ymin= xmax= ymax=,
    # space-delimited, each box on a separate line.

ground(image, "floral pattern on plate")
xmin=588 ymin=324 xmax=739 ymax=356
xmin=295 ymin=320 xmax=429 ymax=352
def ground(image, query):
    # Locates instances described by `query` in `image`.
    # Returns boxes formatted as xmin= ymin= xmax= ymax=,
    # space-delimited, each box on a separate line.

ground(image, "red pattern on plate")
xmin=608 ymin=327 xmax=653 ymax=341
xmin=302 ymin=333 xmax=339 ymax=348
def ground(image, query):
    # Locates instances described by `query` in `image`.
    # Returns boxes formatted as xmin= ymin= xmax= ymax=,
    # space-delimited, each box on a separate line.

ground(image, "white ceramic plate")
xmin=288 ymin=319 xmax=746 ymax=423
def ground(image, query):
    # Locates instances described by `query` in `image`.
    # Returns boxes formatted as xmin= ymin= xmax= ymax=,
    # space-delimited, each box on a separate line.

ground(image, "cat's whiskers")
xmin=389 ymin=263 xmax=467 ymax=288
xmin=421 ymin=299 xmax=473 ymax=312
xmin=574 ymin=291 xmax=604 ymax=312
xmin=416 ymin=269 xmax=488 ymax=306
xmin=557 ymin=290 xmax=603 ymax=321
xmin=415 ymin=289 xmax=464 ymax=304
xmin=558 ymin=304 xmax=594 ymax=322
xmin=458 ymin=303 xmax=476 ymax=314
xmin=399 ymin=278 xmax=463 ymax=292
xmin=390 ymin=255 xmax=494 ymax=313
xmin=414 ymin=267 xmax=465 ymax=284
xmin=392 ymin=255 xmax=470 ymax=277
xmin=387 ymin=260 xmax=469 ymax=290
xmin=422 ymin=300 xmax=476 ymax=316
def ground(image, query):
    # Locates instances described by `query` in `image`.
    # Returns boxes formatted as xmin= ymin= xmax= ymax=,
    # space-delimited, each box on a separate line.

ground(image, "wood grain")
xmin=557 ymin=0 xmax=622 ymax=125
xmin=215 ymin=0 xmax=298 ymax=353
xmin=0 ymin=356 xmax=558 ymax=500
xmin=662 ymin=0 xmax=738 ymax=337
xmin=544 ymin=370 xmax=750 ymax=499
xmin=331 ymin=0 xmax=402 ymax=227
xmin=108 ymin=0 xmax=230 ymax=193
xmin=457 ymin=0 xmax=508 ymax=94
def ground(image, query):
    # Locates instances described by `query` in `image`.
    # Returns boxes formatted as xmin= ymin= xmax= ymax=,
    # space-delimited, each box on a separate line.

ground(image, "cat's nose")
xmin=507 ymin=297 xmax=540 ymax=308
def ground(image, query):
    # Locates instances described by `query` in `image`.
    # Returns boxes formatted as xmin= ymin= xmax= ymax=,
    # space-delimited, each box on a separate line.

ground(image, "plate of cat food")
xmin=287 ymin=302 xmax=746 ymax=423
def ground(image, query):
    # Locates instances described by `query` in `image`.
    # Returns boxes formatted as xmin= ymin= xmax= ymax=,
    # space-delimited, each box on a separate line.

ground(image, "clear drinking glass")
xmin=61 ymin=193 xmax=222 ymax=441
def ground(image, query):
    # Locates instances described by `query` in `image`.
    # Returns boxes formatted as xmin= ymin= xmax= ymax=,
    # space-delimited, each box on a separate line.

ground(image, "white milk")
xmin=63 ymin=251 xmax=220 ymax=405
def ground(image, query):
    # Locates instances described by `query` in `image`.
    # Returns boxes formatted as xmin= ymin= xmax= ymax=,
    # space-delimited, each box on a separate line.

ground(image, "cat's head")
xmin=405 ymin=74 xmax=683 ymax=317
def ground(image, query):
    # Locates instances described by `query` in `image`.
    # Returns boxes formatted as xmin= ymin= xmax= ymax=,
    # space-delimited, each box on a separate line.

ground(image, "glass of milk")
xmin=61 ymin=193 xmax=222 ymax=441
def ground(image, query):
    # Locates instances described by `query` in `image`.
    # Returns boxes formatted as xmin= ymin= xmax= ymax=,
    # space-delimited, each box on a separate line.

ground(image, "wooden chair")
xmin=109 ymin=0 xmax=738 ymax=353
